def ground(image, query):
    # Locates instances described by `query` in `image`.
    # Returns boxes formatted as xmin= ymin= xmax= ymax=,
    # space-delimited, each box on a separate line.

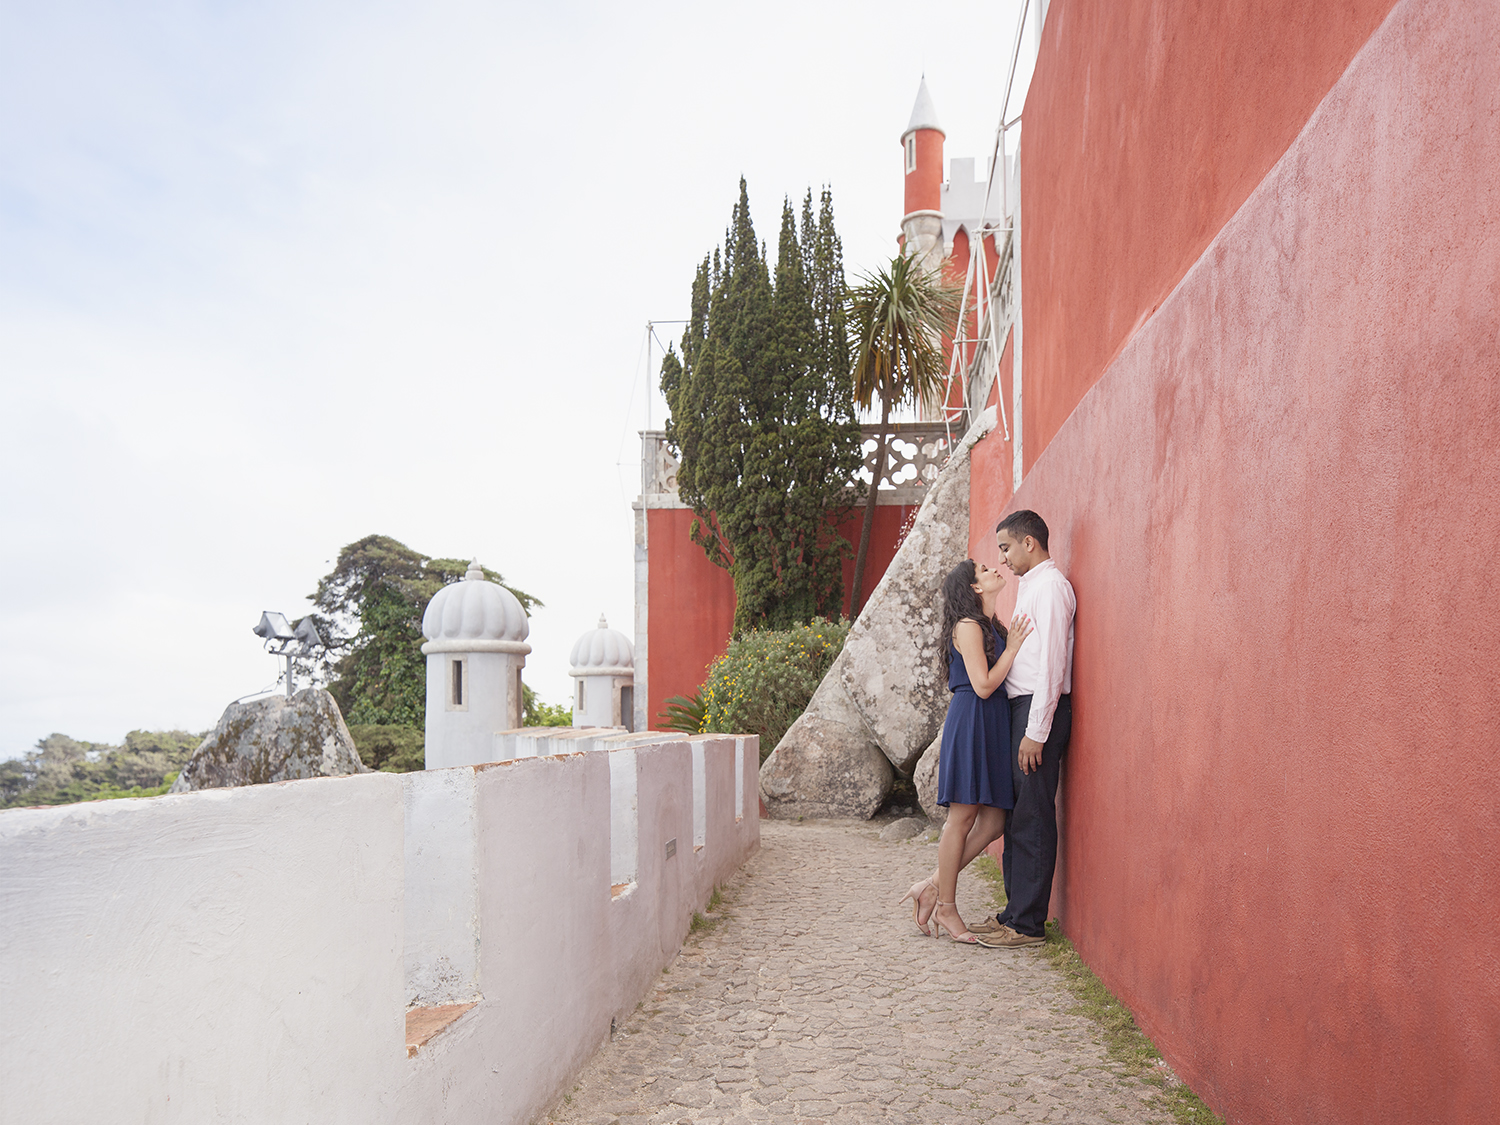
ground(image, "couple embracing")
xmin=901 ymin=509 xmax=1076 ymax=948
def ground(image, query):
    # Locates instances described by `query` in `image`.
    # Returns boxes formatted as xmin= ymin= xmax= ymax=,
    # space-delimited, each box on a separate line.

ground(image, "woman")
xmin=899 ymin=559 xmax=1031 ymax=943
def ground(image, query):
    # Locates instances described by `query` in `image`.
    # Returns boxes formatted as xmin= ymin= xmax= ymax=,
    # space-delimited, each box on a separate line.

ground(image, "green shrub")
xmin=701 ymin=618 xmax=850 ymax=761
xmin=346 ymin=724 xmax=425 ymax=772
xmin=522 ymin=685 xmax=572 ymax=727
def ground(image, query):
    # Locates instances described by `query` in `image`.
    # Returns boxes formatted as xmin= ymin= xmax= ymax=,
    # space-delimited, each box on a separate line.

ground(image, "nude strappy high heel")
xmin=898 ymin=876 xmax=938 ymax=936
xmin=932 ymin=901 xmax=979 ymax=944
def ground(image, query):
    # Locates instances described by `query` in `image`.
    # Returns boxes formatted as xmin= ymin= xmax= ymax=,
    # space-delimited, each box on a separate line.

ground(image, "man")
xmin=971 ymin=509 xmax=1076 ymax=949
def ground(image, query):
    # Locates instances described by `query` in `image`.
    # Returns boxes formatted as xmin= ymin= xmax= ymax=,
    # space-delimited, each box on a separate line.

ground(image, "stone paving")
xmin=543 ymin=819 xmax=1173 ymax=1125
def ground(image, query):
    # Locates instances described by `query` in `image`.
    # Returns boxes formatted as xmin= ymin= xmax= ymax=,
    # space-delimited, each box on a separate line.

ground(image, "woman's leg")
xmin=934 ymin=802 xmax=980 ymax=938
xmin=919 ymin=804 xmax=1008 ymax=888
xmin=961 ymin=805 xmax=1007 ymax=868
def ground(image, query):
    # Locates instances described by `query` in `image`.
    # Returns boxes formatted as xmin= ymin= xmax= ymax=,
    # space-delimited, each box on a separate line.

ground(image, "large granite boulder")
xmin=759 ymin=670 xmax=894 ymax=819
xmin=170 ymin=688 xmax=369 ymax=792
xmin=760 ymin=414 xmax=988 ymax=818
xmin=839 ymin=449 xmax=971 ymax=772
xmin=912 ymin=730 xmax=946 ymax=826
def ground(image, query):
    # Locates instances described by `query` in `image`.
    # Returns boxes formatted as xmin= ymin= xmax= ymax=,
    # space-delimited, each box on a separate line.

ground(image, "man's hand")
xmin=1018 ymin=736 xmax=1045 ymax=775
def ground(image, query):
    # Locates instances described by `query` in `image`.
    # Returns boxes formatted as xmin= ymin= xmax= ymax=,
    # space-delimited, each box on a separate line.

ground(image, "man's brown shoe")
xmin=974 ymin=925 xmax=1044 ymax=948
xmin=966 ymin=915 xmax=1008 ymax=934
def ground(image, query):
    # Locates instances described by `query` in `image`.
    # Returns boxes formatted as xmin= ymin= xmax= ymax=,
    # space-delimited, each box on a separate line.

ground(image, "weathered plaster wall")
xmin=393 ymin=733 xmax=759 ymax=1123
xmin=645 ymin=507 xmax=737 ymax=725
xmin=990 ymin=1 xmax=1500 ymax=1121
xmin=1019 ymin=0 xmax=1400 ymax=471
xmin=404 ymin=767 xmax=481 ymax=1007
xmin=0 ymin=775 xmax=408 ymax=1124
xmin=0 ymin=733 xmax=760 ymax=1125
xmin=967 ymin=328 xmax=1014 ymax=565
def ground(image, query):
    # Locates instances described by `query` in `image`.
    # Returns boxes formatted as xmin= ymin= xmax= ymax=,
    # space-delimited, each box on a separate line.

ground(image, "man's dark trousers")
xmin=995 ymin=693 xmax=1072 ymax=938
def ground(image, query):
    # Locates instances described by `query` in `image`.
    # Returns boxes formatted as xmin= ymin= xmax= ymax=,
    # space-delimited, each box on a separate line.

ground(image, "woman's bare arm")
xmin=954 ymin=615 xmax=1033 ymax=698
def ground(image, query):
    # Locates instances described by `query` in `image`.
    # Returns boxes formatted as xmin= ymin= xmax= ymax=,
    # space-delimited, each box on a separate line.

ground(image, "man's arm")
xmin=1017 ymin=576 xmax=1075 ymax=773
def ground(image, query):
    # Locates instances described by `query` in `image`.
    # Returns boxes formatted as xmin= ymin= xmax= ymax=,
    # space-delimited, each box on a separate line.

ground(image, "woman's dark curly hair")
xmin=938 ymin=559 xmax=1007 ymax=678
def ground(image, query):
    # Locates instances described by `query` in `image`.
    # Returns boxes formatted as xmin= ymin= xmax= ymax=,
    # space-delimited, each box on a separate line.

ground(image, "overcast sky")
xmin=0 ymin=0 xmax=1036 ymax=757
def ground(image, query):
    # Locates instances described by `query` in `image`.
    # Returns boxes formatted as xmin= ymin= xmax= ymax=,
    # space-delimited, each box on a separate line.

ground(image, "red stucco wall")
xmin=646 ymin=504 xmax=915 ymax=730
xmin=837 ymin=505 xmax=917 ymax=619
xmin=1020 ymin=0 xmax=1400 ymax=472
xmin=990 ymin=1 xmax=1500 ymax=1120
xmin=645 ymin=508 xmax=736 ymax=728
xmin=968 ymin=328 xmax=1014 ymax=568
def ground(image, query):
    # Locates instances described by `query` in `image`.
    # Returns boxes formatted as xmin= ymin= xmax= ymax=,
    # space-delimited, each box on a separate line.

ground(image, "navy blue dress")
xmin=936 ymin=620 xmax=1015 ymax=809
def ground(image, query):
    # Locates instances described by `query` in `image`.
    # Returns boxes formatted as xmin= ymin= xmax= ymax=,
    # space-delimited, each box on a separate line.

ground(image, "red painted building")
xmin=632 ymin=430 xmax=936 ymax=732
xmin=962 ymin=1 xmax=1499 ymax=1121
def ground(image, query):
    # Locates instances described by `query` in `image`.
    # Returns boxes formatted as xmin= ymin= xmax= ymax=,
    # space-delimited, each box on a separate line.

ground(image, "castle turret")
xmin=569 ymin=615 xmax=635 ymax=731
xmin=420 ymin=560 xmax=531 ymax=768
xmin=901 ymin=77 xmax=946 ymax=273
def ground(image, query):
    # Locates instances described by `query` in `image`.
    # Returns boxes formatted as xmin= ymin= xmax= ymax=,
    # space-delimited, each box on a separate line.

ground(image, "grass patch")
xmin=971 ymin=853 xmax=1007 ymax=904
xmin=973 ymin=855 xmax=1223 ymax=1125
xmin=688 ymin=883 xmax=728 ymax=936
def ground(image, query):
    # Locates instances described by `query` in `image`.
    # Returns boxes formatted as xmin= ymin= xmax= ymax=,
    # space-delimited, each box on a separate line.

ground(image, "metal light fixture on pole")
xmin=253 ymin=611 xmax=325 ymax=698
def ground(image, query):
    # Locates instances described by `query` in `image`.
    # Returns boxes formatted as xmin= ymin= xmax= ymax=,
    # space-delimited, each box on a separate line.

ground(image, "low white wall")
xmin=0 ymin=731 xmax=758 ymax=1125
xmin=395 ymin=731 xmax=759 ymax=1123
xmin=0 ymin=775 xmax=408 ymax=1124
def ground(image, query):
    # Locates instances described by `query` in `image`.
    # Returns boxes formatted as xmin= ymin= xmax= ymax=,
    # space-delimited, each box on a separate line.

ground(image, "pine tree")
xmin=661 ymin=180 xmax=863 ymax=634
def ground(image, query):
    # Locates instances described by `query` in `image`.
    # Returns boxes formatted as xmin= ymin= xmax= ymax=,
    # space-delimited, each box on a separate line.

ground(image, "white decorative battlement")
xmin=0 ymin=730 xmax=759 ymax=1125
xmin=940 ymin=155 xmax=1007 ymax=253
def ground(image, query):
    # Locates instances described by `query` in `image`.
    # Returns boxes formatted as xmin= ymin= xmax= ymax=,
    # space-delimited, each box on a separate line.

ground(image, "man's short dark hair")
xmin=996 ymin=509 xmax=1049 ymax=551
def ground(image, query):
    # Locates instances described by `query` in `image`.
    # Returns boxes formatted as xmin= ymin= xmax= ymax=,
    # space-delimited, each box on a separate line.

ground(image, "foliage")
xmin=346 ymin=724 xmax=426 ymax=773
xmin=522 ymin=685 xmax=572 ymax=728
xmin=661 ymin=182 xmax=865 ymax=635
xmin=0 ymin=730 xmax=202 ymax=809
xmin=308 ymin=535 xmax=541 ymax=727
xmin=700 ymin=618 xmax=850 ymax=761
xmin=657 ymin=691 xmax=707 ymax=735
xmin=845 ymin=254 xmax=960 ymax=614
xmin=973 ymin=856 xmax=1224 ymax=1124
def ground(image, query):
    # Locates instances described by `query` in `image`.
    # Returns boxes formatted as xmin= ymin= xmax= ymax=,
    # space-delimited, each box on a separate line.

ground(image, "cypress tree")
xmin=661 ymin=180 xmax=863 ymax=634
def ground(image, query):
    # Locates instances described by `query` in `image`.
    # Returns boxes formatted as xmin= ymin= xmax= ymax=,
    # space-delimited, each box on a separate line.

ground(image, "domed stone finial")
xmin=598 ymin=614 xmax=609 ymax=630
xmin=421 ymin=565 xmax=530 ymax=646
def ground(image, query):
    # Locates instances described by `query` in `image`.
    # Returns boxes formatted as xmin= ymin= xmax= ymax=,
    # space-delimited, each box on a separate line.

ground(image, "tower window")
xmin=905 ymin=134 xmax=916 ymax=174
xmin=448 ymin=656 xmax=468 ymax=710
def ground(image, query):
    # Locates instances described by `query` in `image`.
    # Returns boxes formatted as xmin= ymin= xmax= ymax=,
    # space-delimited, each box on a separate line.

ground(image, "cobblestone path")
xmin=544 ymin=819 xmax=1173 ymax=1125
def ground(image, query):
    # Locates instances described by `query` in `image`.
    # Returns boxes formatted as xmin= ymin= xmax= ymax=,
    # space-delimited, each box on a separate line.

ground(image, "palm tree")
xmin=846 ymin=253 xmax=960 ymax=617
